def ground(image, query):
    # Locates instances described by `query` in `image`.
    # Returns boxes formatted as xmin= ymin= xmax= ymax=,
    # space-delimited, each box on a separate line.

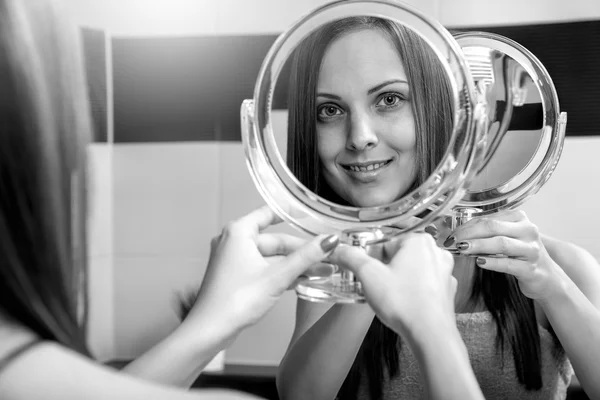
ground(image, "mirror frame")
xmin=241 ymin=0 xmax=487 ymax=239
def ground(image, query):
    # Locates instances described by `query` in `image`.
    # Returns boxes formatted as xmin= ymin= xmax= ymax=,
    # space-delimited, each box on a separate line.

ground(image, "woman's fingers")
xmin=446 ymin=219 xmax=531 ymax=246
xmin=455 ymin=236 xmax=536 ymax=258
xmin=228 ymin=206 xmax=283 ymax=236
xmin=445 ymin=210 xmax=534 ymax=244
xmin=257 ymin=233 xmax=305 ymax=256
xmin=475 ymin=256 xmax=533 ymax=279
xmin=328 ymin=244 xmax=387 ymax=278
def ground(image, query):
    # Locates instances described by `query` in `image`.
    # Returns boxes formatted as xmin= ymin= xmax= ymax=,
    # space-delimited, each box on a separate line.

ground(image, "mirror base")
xmin=295 ymin=274 xmax=366 ymax=304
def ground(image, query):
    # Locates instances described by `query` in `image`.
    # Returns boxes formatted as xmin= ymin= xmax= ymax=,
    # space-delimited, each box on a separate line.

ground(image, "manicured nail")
xmin=476 ymin=257 xmax=486 ymax=265
xmin=424 ymin=225 xmax=438 ymax=237
xmin=443 ymin=236 xmax=455 ymax=247
xmin=457 ymin=241 xmax=470 ymax=251
xmin=320 ymin=235 xmax=340 ymax=252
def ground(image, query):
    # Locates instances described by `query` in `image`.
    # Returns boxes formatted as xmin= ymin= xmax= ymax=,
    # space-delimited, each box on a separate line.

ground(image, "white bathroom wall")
xmin=61 ymin=0 xmax=437 ymax=36
xmin=521 ymin=137 xmax=600 ymax=260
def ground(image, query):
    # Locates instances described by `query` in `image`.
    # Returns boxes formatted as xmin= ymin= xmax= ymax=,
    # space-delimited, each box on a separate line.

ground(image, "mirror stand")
xmin=445 ymin=207 xmax=483 ymax=255
xmin=297 ymin=227 xmax=400 ymax=304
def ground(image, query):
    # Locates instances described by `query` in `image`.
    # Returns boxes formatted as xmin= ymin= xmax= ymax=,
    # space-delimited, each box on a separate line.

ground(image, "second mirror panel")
xmin=464 ymin=45 xmax=546 ymax=192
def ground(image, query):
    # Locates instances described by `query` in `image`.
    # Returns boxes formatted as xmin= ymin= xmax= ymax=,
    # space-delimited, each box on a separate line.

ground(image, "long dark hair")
xmin=286 ymin=17 xmax=541 ymax=399
xmin=0 ymin=0 xmax=91 ymax=356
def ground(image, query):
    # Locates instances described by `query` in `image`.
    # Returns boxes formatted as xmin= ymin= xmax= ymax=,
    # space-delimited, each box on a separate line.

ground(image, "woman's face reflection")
xmin=316 ymin=29 xmax=417 ymax=208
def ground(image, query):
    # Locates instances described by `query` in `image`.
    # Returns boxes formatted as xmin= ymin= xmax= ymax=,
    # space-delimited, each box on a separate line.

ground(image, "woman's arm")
xmin=399 ymin=316 xmax=484 ymax=400
xmin=120 ymin=313 xmax=238 ymax=388
xmin=0 ymin=342 xmax=262 ymax=400
xmin=277 ymin=300 xmax=375 ymax=400
xmin=449 ymin=210 xmax=600 ymax=399
xmin=538 ymin=235 xmax=600 ymax=400
xmin=332 ymin=235 xmax=485 ymax=400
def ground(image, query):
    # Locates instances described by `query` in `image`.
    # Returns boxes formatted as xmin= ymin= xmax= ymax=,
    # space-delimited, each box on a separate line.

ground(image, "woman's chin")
xmin=350 ymin=194 xmax=397 ymax=208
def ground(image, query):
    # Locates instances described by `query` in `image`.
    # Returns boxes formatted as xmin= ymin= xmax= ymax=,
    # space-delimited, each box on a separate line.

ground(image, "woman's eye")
xmin=317 ymin=104 xmax=343 ymax=120
xmin=376 ymin=93 xmax=404 ymax=108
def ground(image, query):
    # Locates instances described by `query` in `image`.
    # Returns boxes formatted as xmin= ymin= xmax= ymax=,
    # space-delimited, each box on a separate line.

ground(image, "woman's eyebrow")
xmin=367 ymin=79 xmax=408 ymax=95
xmin=316 ymin=92 xmax=341 ymax=100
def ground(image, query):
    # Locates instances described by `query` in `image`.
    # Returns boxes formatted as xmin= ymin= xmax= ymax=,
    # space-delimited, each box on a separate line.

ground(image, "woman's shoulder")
xmin=0 ymin=311 xmax=40 ymax=373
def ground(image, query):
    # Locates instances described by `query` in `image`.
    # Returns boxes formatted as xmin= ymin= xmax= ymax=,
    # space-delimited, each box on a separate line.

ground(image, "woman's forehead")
xmin=317 ymin=29 xmax=408 ymax=92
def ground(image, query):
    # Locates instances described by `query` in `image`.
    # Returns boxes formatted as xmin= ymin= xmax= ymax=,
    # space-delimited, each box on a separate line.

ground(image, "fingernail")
xmin=476 ymin=257 xmax=486 ymax=265
xmin=443 ymin=236 xmax=455 ymax=247
xmin=424 ymin=225 xmax=438 ymax=237
xmin=457 ymin=241 xmax=470 ymax=251
xmin=320 ymin=235 xmax=340 ymax=252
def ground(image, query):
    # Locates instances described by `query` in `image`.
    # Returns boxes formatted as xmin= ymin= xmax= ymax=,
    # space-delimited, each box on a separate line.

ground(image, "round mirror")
xmin=241 ymin=0 xmax=487 ymax=303
xmin=453 ymin=32 xmax=567 ymax=217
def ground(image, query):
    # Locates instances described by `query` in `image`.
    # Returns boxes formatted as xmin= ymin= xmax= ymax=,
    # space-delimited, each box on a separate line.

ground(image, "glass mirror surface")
xmin=273 ymin=16 xmax=457 ymax=213
xmin=464 ymin=44 xmax=545 ymax=192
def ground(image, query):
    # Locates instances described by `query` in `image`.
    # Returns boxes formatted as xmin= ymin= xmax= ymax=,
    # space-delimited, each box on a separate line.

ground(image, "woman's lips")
xmin=341 ymin=159 xmax=393 ymax=183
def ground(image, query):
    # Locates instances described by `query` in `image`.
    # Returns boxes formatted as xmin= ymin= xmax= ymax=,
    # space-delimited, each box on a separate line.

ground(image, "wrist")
xmin=404 ymin=315 xmax=470 ymax=364
xmin=177 ymin=308 xmax=241 ymax=354
xmin=393 ymin=309 xmax=460 ymax=348
xmin=538 ymin=263 xmax=575 ymax=310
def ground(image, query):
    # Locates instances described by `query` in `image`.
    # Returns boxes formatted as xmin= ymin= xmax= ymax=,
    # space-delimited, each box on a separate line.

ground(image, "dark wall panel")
xmin=112 ymin=35 xmax=287 ymax=142
xmin=452 ymin=20 xmax=600 ymax=136
xmin=111 ymin=20 xmax=599 ymax=143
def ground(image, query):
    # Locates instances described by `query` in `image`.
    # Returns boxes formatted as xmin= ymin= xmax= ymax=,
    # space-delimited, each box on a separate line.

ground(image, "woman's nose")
xmin=346 ymin=113 xmax=378 ymax=151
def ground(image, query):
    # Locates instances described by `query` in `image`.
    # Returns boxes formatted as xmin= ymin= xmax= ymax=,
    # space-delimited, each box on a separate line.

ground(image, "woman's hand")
xmin=121 ymin=207 xmax=338 ymax=387
xmin=329 ymin=233 xmax=457 ymax=339
xmin=446 ymin=209 xmax=566 ymax=302
xmin=185 ymin=206 xmax=339 ymax=337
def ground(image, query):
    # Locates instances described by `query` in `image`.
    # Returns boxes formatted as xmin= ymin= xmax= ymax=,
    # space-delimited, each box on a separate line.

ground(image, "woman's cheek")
xmin=387 ymin=113 xmax=417 ymax=151
xmin=317 ymin=132 xmax=344 ymax=163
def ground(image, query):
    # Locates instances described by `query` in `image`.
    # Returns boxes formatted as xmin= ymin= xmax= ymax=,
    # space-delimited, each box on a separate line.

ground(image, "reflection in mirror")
xmin=465 ymin=46 xmax=545 ymax=191
xmin=273 ymin=16 xmax=455 ymax=211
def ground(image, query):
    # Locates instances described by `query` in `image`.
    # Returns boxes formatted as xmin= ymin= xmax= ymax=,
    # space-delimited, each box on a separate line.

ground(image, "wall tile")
xmin=225 ymin=291 xmax=297 ymax=366
xmin=88 ymin=144 xmax=113 ymax=258
xmin=112 ymin=143 xmax=220 ymax=257
xmin=87 ymin=255 xmax=115 ymax=362
xmin=113 ymin=256 xmax=208 ymax=358
xmin=521 ymin=136 xmax=600 ymax=261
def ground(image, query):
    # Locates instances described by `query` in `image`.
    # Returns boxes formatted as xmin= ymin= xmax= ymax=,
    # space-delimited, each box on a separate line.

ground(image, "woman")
xmin=0 ymin=1 xmax=484 ymax=399
xmin=278 ymin=16 xmax=600 ymax=400
xmin=0 ymin=0 xmax=340 ymax=396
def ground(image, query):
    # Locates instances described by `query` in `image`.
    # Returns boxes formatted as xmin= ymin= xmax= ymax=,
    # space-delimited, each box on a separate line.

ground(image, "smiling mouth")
xmin=342 ymin=159 xmax=393 ymax=173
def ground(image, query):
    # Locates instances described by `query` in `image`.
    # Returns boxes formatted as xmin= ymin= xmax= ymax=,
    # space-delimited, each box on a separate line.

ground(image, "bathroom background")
xmin=62 ymin=0 xmax=599 ymax=395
